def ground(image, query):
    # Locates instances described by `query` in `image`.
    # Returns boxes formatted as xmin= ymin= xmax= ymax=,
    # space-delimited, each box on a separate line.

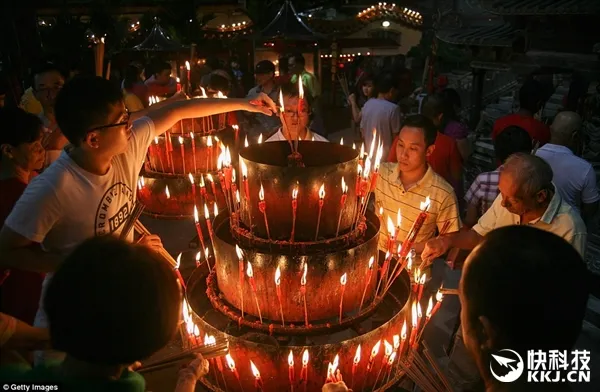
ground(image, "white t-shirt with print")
xmin=4 ymin=116 xmax=155 ymax=331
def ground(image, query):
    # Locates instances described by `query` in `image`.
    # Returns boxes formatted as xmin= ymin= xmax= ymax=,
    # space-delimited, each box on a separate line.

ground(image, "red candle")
xmin=359 ymin=255 xmax=375 ymax=312
xmin=206 ymin=136 xmax=213 ymax=171
xmin=275 ymin=266 xmax=285 ymax=325
xmin=301 ymin=349 xmax=309 ymax=382
xmin=175 ymin=253 xmax=187 ymax=290
xmin=195 ymin=251 xmax=201 ymax=267
xmin=431 ymin=288 xmax=444 ymax=318
xmin=335 ymin=177 xmax=348 ymax=237
xmin=153 ymin=137 xmax=165 ymax=172
xmin=166 ymin=131 xmax=174 ymax=174
xmin=178 ymin=136 xmax=186 ymax=174
xmin=258 ymin=184 xmax=271 ymax=241
xmin=326 ymin=354 xmax=340 ymax=383
xmin=398 ymin=319 xmax=407 ymax=358
xmin=189 ymin=174 xmax=196 ymax=206
xmin=185 ymin=61 xmax=191 ymax=92
xmin=300 ymin=262 xmax=308 ymax=327
xmin=290 ymin=184 xmax=299 ymax=242
xmin=417 ymin=272 xmax=426 ymax=302
xmin=408 ymin=302 xmax=418 ymax=347
xmin=400 ymin=196 xmax=431 ymax=259
xmin=193 ymin=206 xmax=207 ymax=264
xmin=206 ymin=174 xmax=217 ymax=201
xmin=288 ymin=350 xmax=295 ymax=387
xmin=225 ymin=354 xmax=243 ymax=391
xmin=367 ymin=340 xmax=381 ymax=372
xmin=250 ymin=361 xmax=263 ymax=391
xmin=351 ymin=344 xmax=360 ymax=389
xmin=190 ymin=132 xmax=197 ymax=173
xmin=386 ymin=216 xmax=396 ymax=253
xmin=314 ymin=184 xmax=325 ymax=241
xmin=235 ymin=245 xmax=245 ymax=318
xmin=247 ymin=261 xmax=263 ymax=323
xmin=339 ymin=273 xmax=347 ymax=323
xmin=176 ymin=77 xmax=182 ymax=92
xmin=204 ymin=203 xmax=215 ymax=250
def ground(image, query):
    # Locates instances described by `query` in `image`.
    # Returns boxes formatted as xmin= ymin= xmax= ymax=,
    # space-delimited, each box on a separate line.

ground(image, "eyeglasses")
xmin=35 ymin=85 xmax=63 ymax=95
xmin=88 ymin=112 xmax=131 ymax=132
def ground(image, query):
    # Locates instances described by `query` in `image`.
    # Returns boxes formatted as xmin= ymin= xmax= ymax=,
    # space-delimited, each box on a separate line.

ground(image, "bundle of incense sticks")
xmin=134 ymin=220 xmax=177 ymax=267
xmin=120 ymin=202 xmax=146 ymax=240
xmin=396 ymin=343 xmax=455 ymax=392
xmin=337 ymin=73 xmax=350 ymax=100
xmin=138 ymin=338 xmax=229 ymax=374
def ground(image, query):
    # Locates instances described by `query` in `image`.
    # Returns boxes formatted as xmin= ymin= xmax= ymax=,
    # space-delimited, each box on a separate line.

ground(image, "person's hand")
xmin=348 ymin=93 xmax=357 ymax=106
xmin=136 ymin=234 xmax=163 ymax=252
xmin=248 ymin=92 xmax=277 ymax=116
xmin=322 ymin=381 xmax=352 ymax=392
xmin=174 ymin=354 xmax=210 ymax=392
xmin=128 ymin=361 xmax=142 ymax=372
xmin=169 ymin=91 xmax=188 ymax=101
xmin=421 ymin=236 xmax=452 ymax=263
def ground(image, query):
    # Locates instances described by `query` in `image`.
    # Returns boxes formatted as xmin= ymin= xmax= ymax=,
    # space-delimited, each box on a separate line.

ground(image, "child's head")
xmin=45 ymin=236 xmax=181 ymax=366
xmin=360 ymin=74 xmax=375 ymax=99
xmin=280 ymin=81 xmax=313 ymax=131
xmin=0 ymin=107 xmax=45 ymax=172
xmin=55 ymin=76 xmax=130 ymax=155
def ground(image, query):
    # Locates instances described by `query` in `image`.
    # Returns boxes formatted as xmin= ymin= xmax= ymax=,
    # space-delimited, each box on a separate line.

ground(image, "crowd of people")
xmin=0 ymin=51 xmax=596 ymax=392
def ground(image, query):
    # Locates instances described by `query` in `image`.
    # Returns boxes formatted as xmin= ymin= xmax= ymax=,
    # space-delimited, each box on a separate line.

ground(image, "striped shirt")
xmin=374 ymin=163 xmax=461 ymax=251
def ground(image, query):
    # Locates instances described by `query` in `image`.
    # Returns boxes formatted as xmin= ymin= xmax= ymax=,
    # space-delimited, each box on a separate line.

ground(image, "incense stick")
xmin=134 ymin=220 xmax=177 ymax=267
xmin=422 ymin=342 xmax=455 ymax=392
xmin=120 ymin=202 xmax=145 ymax=240
xmin=138 ymin=340 xmax=229 ymax=374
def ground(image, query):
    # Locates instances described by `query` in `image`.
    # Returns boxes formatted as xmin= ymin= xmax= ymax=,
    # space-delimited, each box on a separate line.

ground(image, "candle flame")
xmin=154 ymin=136 xmax=159 ymax=145
xmin=401 ymin=319 xmax=407 ymax=339
xmin=331 ymin=354 xmax=339 ymax=372
xmin=204 ymin=203 xmax=210 ymax=220
xmin=288 ymin=350 xmax=294 ymax=367
xmin=244 ymin=135 xmax=249 ymax=148
xmin=318 ymin=183 xmax=325 ymax=199
xmin=175 ymin=253 xmax=182 ymax=269
xmin=340 ymin=137 xmax=344 ymax=145
xmin=213 ymin=203 xmax=218 ymax=217
xmin=199 ymin=175 xmax=205 ymax=187
xmin=199 ymin=86 xmax=207 ymax=98
xmin=165 ymin=185 xmax=171 ymax=199
xmin=411 ymin=302 xmax=417 ymax=328
xmin=363 ymin=156 xmax=371 ymax=178
xmin=298 ymin=78 xmax=304 ymax=100
xmin=190 ymin=132 xmax=194 ymax=140
xmin=406 ymin=252 xmax=413 ymax=271
xmin=193 ymin=205 xmax=199 ymax=222
xmin=186 ymin=319 xmax=194 ymax=334
xmin=388 ymin=352 xmax=397 ymax=365
xmin=235 ymin=244 xmax=244 ymax=260
xmin=354 ymin=344 xmax=361 ymax=364
xmin=369 ymin=133 xmax=377 ymax=159
xmin=203 ymin=334 xmax=210 ymax=345
xmin=311 ymin=135 xmax=315 ymax=141
xmin=236 ymin=190 xmax=240 ymax=203
xmin=368 ymin=255 xmax=374 ymax=269
xmin=436 ymin=288 xmax=444 ymax=302
xmin=419 ymin=273 xmax=426 ymax=285
xmin=393 ymin=335 xmax=400 ymax=349
xmin=340 ymin=272 xmax=347 ymax=285
xmin=182 ymin=299 xmax=190 ymax=321
xmin=225 ymin=147 xmax=232 ymax=166
xmin=301 ymin=262 xmax=308 ymax=286
xmin=417 ymin=301 xmax=422 ymax=319
xmin=217 ymin=91 xmax=227 ymax=98
xmin=415 ymin=267 xmax=421 ymax=284
xmin=185 ymin=61 xmax=190 ymax=71
xmin=204 ymin=247 xmax=209 ymax=259
xmin=241 ymin=160 xmax=248 ymax=178
xmin=188 ymin=173 xmax=194 ymax=184
xmin=195 ymin=251 xmax=201 ymax=262
xmin=178 ymin=136 xmax=184 ymax=145
xmin=278 ymin=89 xmax=285 ymax=113
xmin=360 ymin=143 xmax=365 ymax=158
xmin=385 ymin=251 xmax=390 ymax=261
xmin=225 ymin=354 xmax=236 ymax=370
xmin=397 ymin=243 xmax=402 ymax=256
xmin=207 ymin=136 xmax=213 ymax=147
xmin=302 ymin=349 xmax=309 ymax=366
xmin=384 ymin=340 xmax=393 ymax=357
xmin=232 ymin=168 xmax=236 ymax=182
xmin=379 ymin=206 xmax=383 ymax=217
xmin=371 ymin=340 xmax=381 ymax=357
xmin=275 ymin=266 xmax=281 ymax=285
xmin=374 ymin=142 xmax=383 ymax=171
xmin=193 ymin=324 xmax=200 ymax=337
xmin=246 ymin=261 xmax=253 ymax=278
xmin=387 ymin=216 xmax=395 ymax=237
xmin=420 ymin=196 xmax=431 ymax=211
xmin=341 ymin=177 xmax=347 ymax=194
xmin=259 ymin=184 xmax=265 ymax=201
xmin=352 ymin=143 xmax=356 ymax=150
xmin=217 ymin=154 xmax=223 ymax=171
xmin=250 ymin=361 xmax=260 ymax=378
xmin=292 ymin=183 xmax=299 ymax=199
xmin=397 ymin=208 xmax=402 ymax=227
xmin=258 ymin=133 xmax=263 ymax=144
xmin=426 ymin=296 xmax=433 ymax=318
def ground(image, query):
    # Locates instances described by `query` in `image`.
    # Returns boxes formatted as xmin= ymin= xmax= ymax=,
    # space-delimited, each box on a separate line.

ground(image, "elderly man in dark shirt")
xmin=245 ymin=61 xmax=281 ymax=139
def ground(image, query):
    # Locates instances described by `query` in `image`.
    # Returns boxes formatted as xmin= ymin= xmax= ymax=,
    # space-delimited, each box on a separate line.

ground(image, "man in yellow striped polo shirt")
xmin=374 ymin=115 xmax=461 ymax=253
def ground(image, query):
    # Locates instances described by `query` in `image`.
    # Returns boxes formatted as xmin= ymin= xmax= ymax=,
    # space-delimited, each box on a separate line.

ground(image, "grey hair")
xmin=502 ymin=153 xmax=554 ymax=199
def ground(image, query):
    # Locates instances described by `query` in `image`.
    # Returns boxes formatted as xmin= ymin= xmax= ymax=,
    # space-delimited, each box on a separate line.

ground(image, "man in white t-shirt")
xmin=535 ymin=111 xmax=599 ymax=222
xmin=0 ymin=76 xmax=276 ymax=361
xmin=266 ymin=82 xmax=328 ymax=143
xmin=360 ymin=72 xmax=402 ymax=159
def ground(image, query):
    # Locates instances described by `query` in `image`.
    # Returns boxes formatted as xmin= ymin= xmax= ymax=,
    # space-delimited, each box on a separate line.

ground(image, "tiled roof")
xmin=436 ymin=23 xmax=518 ymax=47
xmin=131 ymin=22 xmax=186 ymax=51
xmin=259 ymin=0 xmax=324 ymax=40
xmin=476 ymin=0 xmax=600 ymax=15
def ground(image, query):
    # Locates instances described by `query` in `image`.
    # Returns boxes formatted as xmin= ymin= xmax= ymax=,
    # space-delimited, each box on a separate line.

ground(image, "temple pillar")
xmin=469 ymin=68 xmax=486 ymax=129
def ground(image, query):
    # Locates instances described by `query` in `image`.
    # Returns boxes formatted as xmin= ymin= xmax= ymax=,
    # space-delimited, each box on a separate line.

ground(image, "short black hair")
xmin=374 ymin=72 xmax=400 ymax=95
xmin=45 ymin=236 xmax=181 ymax=365
xmin=208 ymin=73 xmax=231 ymax=95
xmin=280 ymin=81 xmax=314 ymax=115
xmin=0 ymin=107 xmax=43 ymax=148
xmin=421 ymin=93 xmax=444 ymax=120
xmin=494 ymin=125 xmax=532 ymax=163
xmin=519 ymin=78 xmax=547 ymax=113
xmin=55 ymin=76 xmax=124 ymax=145
xmin=401 ymin=114 xmax=437 ymax=147
xmin=154 ymin=62 xmax=172 ymax=75
xmin=31 ymin=63 xmax=65 ymax=88
xmin=290 ymin=52 xmax=306 ymax=66
xmin=462 ymin=226 xmax=588 ymax=353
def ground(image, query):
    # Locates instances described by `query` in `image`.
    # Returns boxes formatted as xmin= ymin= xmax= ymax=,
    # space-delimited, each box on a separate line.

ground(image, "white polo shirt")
xmin=473 ymin=185 xmax=587 ymax=257
xmin=535 ymin=144 xmax=600 ymax=213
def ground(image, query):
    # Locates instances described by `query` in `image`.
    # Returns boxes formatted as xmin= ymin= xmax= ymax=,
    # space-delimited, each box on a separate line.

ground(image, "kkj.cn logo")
xmin=491 ymin=349 xmax=591 ymax=383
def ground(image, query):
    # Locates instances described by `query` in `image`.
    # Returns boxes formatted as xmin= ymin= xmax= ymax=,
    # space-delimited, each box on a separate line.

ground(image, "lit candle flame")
xmin=275 ymin=266 xmax=281 ymax=285
xmin=411 ymin=302 xmax=417 ymax=328
xmin=420 ymin=196 xmax=431 ymax=211
xmin=246 ymin=261 xmax=253 ymax=278
xmin=419 ymin=273 xmax=426 ymax=285
xmin=188 ymin=173 xmax=194 ymax=184
xmin=401 ymin=319 xmax=408 ymax=339
xmin=217 ymin=91 xmax=227 ymax=98
xmin=195 ymin=251 xmax=201 ymax=263
xmin=176 ymin=253 xmax=182 ymax=269
xmin=225 ymin=147 xmax=232 ymax=166
xmin=190 ymin=131 xmax=194 ymax=140
xmin=204 ymin=247 xmax=209 ymax=260
xmin=199 ymin=86 xmax=207 ymax=98
xmin=225 ymin=354 xmax=236 ymax=370
xmin=301 ymin=262 xmax=307 ymax=286
xmin=204 ymin=203 xmax=210 ymax=220
xmin=154 ymin=136 xmax=159 ymax=145
xmin=369 ymin=134 xmax=377 ymax=159
xmin=193 ymin=205 xmax=200 ymax=223
xmin=250 ymin=361 xmax=260 ymax=378
xmin=340 ymin=137 xmax=344 ymax=145
xmin=241 ymin=160 xmax=248 ymax=178
xmin=236 ymin=190 xmax=240 ymax=203
xmin=206 ymin=173 xmax=214 ymax=183
xmin=199 ymin=175 xmax=205 ymax=187
xmin=360 ymin=143 xmax=365 ymax=158
xmin=341 ymin=177 xmax=347 ymax=194
xmin=207 ymin=136 xmax=213 ymax=147
xmin=426 ymin=297 xmax=433 ymax=318
xmin=397 ymin=208 xmax=401 ymax=227
xmin=176 ymin=77 xmax=180 ymax=83
xmin=165 ymin=185 xmax=171 ymax=199
xmin=319 ymin=183 xmax=325 ymax=199
xmin=388 ymin=352 xmax=397 ymax=365
xmin=340 ymin=273 xmax=347 ymax=285
xmin=417 ymin=302 xmax=422 ymax=319
xmin=387 ymin=216 xmax=395 ymax=237
xmin=331 ymin=354 xmax=339 ymax=373
xmin=436 ymin=289 xmax=444 ymax=302
xmin=235 ymin=244 xmax=243 ymax=260
xmin=371 ymin=340 xmax=381 ymax=357
xmin=259 ymin=184 xmax=265 ymax=201
xmin=213 ymin=203 xmax=218 ymax=217
xmin=354 ymin=344 xmax=361 ymax=364
xmin=385 ymin=251 xmax=390 ymax=261
xmin=288 ymin=350 xmax=294 ymax=367
xmin=185 ymin=61 xmax=190 ymax=71
xmin=258 ymin=133 xmax=263 ymax=144
xmin=178 ymin=136 xmax=184 ymax=145
xmin=352 ymin=143 xmax=356 ymax=150
xmin=393 ymin=335 xmax=400 ymax=349
xmin=292 ymin=184 xmax=299 ymax=200
xmin=232 ymin=168 xmax=236 ymax=182
xmin=193 ymin=324 xmax=200 ymax=337
xmin=244 ymin=135 xmax=249 ymax=148
xmin=384 ymin=340 xmax=393 ymax=357
xmin=298 ymin=78 xmax=304 ymax=100
xmin=374 ymin=142 xmax=384 ymax=171
xmin=279 ymin=90 xmax=285 ymax=113
xmin=182 ymin=299 xmax=190 ymax=321
xmin=368 ymin=256 xmax=374 ymax=269
xmin=379 ymin=206 xmax=383 ymax=217
xmin=302 ymin=349 xmax=309 ymax=366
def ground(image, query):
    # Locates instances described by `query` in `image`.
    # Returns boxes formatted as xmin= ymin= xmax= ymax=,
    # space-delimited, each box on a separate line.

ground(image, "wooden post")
xmin=469 ymin=68 xmax=486 ymax=129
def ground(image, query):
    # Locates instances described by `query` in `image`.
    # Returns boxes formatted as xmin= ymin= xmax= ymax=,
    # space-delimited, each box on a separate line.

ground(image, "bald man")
xmin=536 ymin=111 xmax=599 ymax=222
